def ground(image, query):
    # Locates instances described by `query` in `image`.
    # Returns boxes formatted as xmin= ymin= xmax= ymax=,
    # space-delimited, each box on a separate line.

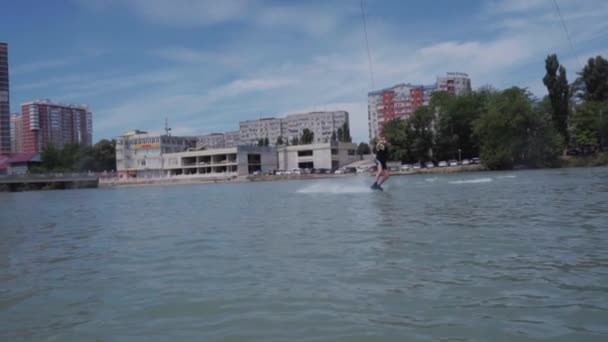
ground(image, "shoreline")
xmin=99 ymin=164 xmax=486 ymax=188
xmin=8 ymin=158 xmax=603 ymax=191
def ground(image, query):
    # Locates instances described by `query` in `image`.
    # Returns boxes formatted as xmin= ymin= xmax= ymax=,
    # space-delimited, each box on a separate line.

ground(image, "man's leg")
xmin=378 ymin=169 xmax=390 ymax=186
xmin=372 ymin=163 xmax=383 ymax=188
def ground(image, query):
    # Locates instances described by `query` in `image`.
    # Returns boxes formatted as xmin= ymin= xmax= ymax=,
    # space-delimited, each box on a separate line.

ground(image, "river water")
xmin=1 ymin=167 xmax=608 ymax=341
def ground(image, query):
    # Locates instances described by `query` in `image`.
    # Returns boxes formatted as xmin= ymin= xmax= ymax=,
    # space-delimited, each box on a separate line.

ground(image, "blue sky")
xmin=2 ymin=0 xmax=607 ymax=142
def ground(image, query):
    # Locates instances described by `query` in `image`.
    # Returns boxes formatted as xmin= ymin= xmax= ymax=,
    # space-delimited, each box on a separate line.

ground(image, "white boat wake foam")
xmin=448 ymin=178 xmax=493 ymax=184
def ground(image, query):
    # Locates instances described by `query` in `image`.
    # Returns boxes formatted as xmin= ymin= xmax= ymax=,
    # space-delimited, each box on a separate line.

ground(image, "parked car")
xmin=461 ymin=159 xmax=470 ymax=165
xmin=448 ymin=160 xmax=459 ymax=167
xmin=412 ymin=163 xmax=421 ymax=169
xmin=400 ymin=164 xmax=411 ymax=171
xmin=334 ymin=168 xmax=344 ymax=174
xmin=425 ymin=161 xmax=435 ymax=169
xmin=471 ymin=157 xmax=481 ymax=164
xmin=252 ymin=170 xmax=261 ymax=176
xmin=438 ymin=161 xmax=448 ymax=167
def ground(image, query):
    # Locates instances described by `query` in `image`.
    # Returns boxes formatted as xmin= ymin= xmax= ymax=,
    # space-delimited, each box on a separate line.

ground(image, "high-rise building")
xmin=196 ymin=130 xmax=241 ymax=149
xmin=368 ymin=72 xmax=471 ymax=141
xmin=437 ymin=72 xmax=471 ymax=95
xmin=239 ymin=117 xmax=284 ymax=146
xmin=239 ymin=111 xmax=350 ymax=146
xmin=0 ymin=42 xmax=10 ymax=155
xmin=224 ymin=130 xmax=240 ymax=148
xmin=10 ymin=114 xmax=22 ymax=153
xmin=284 ymin=111 xmax=349 ymax=144
xmin=20 ymin=99 xmax=93 ymax=153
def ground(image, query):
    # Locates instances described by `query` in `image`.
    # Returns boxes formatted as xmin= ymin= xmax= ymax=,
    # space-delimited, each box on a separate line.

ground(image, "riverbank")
xmin=96 ymin=153 xmax=607 ymax=188
xmin=558 ymin=152 xmax=608 ymax=168
xmin=99 ymin=164 xmax=485 ymax=188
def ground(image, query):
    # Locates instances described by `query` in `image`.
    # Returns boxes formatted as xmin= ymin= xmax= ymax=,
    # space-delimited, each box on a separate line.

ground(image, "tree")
xmin=576 ymin=55 xmax=608 ymax=102
xmin=276 ymin=136 xmax=284 ymax=145
xmin=337 ymin=128 xmax=344 ymax=142
xmin=356 ymin=142 xmax=371 ymax=156
xmin=264 ymin=137 xmax=270 ymax=146
xmin=257 ymin=138 xmax=264 ymax=146
xmin=300 ymin=128 xmax=314 ymax=144
xmin=291 ymin=136 xmax=299 ymax=145
xmin=571 ymin=102 xmax=599 ymax=151
xmin=473 ymin=87 xmax=562 ymax=170
xmin=409 ymin=106 xmax=435 ymax=162
xmin=40 ymin=144 xmax=61 ymax=172
xmin=543 ymin=54 xmax=570 ymax=144
xmin=331 ymin=131 xmax=337 ymax=142
xmin=341 ymin=122 xmax=352 ymax=142
xmin=382 ymin=118 xmax=412 ymax=162
xmin=93 ymin=139 xmax=116 ymax=171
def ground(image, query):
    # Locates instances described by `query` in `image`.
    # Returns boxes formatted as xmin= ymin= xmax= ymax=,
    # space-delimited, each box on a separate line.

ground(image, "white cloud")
xmin=152 ymin=47 xmax=244 ymax=68
xmin=74 ymin=0 xmax=346 ymax=35
xmin=61 ymin=0 xmax=608 ymax=143
xmin=11 ymin=58 xmax=74 ymax=75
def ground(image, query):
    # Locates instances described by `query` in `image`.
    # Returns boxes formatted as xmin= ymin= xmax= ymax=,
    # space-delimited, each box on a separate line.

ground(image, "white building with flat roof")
xmin=115 ymin=130 xmax=196 ymax=178
xmin=163 ymin=146 xmax=277 ymax=177
xmin=239 ymin=111 xmax=350 ymax=146
xmin=277 ymin=142 xmax=358 ymax=170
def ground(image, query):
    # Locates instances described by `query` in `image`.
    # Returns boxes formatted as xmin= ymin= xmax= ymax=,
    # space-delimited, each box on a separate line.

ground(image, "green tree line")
xmin=380 ymin=54 xmax=608 ymax=170
xmin=34 ymin=139 xmax=117 ymax=173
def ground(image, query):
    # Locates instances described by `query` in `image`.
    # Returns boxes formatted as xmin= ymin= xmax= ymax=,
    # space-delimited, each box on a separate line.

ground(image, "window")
xmin=331 ymin=149 xmax=338 ymax=155
xmin=298 ymin=150 xmax=313 ymax=157
xmin=348 ymin=150 xmax=355 ymax=156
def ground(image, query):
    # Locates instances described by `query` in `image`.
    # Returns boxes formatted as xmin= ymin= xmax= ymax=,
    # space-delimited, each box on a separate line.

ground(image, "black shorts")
xmin=375 ymin=158 xmax=387 ymax=169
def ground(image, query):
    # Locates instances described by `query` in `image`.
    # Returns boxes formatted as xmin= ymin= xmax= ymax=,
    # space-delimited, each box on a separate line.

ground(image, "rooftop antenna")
xmin=164 ymin=118 xmax=172 ymax=136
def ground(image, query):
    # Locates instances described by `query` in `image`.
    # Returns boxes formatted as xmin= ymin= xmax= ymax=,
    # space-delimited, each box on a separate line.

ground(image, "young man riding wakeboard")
xmin=371 ymin=137 xmax=390 ymax=191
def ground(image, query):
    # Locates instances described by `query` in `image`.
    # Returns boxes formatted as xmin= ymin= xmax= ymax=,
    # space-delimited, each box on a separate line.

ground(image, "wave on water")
xmin=425 ymin=177 xmax=438 ymax=182
xmin=296 ymin=182 xmax=373 ymax=194
xmin=497 ymin=175 xmax=517 ymax=179
xmin=448 ymin=177 xmax=493 ymax=184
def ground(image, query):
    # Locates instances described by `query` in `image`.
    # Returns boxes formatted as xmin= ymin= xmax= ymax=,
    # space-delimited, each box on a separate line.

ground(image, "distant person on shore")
xmin=371 ymin=137 xmax=390 ymax=191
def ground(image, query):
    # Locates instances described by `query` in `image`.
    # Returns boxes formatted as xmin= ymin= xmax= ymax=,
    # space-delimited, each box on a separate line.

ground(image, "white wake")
xmin=448 ymin=177 xmax=493 ymax=184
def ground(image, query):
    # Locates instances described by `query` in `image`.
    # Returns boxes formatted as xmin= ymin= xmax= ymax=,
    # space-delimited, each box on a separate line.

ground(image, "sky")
xmin=2 ymin=0 xmax=607 ymax=143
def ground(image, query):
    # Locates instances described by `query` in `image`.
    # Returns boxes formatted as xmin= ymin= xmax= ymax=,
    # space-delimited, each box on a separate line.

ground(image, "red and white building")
xmin=0 ymin=42 xmax=10 ymax=155
xmin=368 ymin=72 xmax=471 ymax=141
xmin=20 ymin=99 xmax=93 ymax=153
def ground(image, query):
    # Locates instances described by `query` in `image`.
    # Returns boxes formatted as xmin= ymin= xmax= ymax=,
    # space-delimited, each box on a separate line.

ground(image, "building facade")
xmin=10 ymin=114 xmax=22 ymax=153
xmin=368 ymin=72 xmax=471 ymax=141
xmin=115 ymin=130 xmax=195 ymax=178
xmin=437 ymin=72 xmax=471 ymax=95
xmin=239 ymin=111 xmax=350 ymax=146
xmin=277 ymin=142 xmax=358 ymax=170
xmin=20 ymin=99 xmax=93 ymax=153
xmin=0 ymin=42 xmax=9 ymax=155
xmin=163 ymin=146 xmax=277 ymax=178
xmin=239 ymin=117 xmax=284 ymax=146
xmin=115 ymin=129 xmax=276 ymax=179
xmin=224 ymin=130 xmax=240 ymax=147
xmin=196 ymin=130 xmax=241 ymax=149
xmin=284 ymin=111 xmax=348 ymax=144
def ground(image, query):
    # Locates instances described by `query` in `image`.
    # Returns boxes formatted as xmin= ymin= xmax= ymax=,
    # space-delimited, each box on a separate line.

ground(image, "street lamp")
xmin=458 ymin=149 xmax=462 ymax=164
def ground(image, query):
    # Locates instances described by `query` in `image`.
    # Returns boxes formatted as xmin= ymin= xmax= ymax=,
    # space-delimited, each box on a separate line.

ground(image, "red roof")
xmin=7 ymin=152 xmax=40 ymax=163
